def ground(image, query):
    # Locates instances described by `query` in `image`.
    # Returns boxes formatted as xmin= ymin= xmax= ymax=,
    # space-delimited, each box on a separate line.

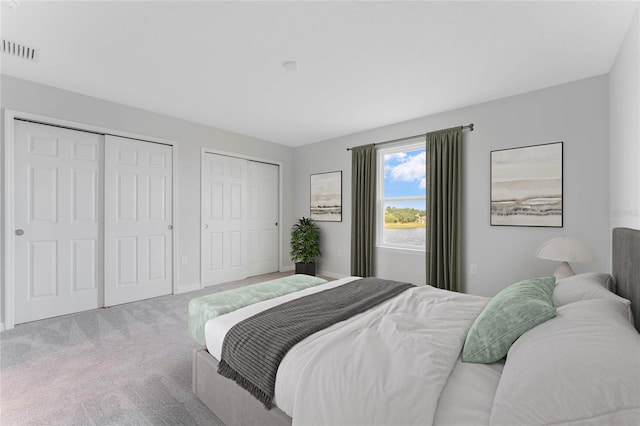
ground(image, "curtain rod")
xmin=346 ymin=123 xmax=474 ymax=151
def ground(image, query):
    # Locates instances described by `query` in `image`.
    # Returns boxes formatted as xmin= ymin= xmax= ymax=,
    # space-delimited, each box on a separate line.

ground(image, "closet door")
xmin=104 ymin=135 xmax=173 ymax=306
xmin=247 ymin=161 xmax=279 ymax=276
xmin=13 ymin=120 xmax=103 ymax=324
xmin=201 ymin=153 xmax=247 ymax=286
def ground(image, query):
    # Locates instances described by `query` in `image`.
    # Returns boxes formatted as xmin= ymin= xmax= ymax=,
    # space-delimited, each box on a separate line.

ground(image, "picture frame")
xmin=490 ymin=142 xmax=563 ymax=227
xmin=310 ymin=171 xmax=342 ymax=222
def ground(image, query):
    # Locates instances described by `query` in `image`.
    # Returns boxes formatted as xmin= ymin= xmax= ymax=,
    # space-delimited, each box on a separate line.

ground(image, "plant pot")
xmin=295 ymin=262 xmax=316 ymax=276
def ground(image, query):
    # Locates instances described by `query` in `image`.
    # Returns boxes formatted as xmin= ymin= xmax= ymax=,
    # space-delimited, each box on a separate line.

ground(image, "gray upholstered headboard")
xmin=612 ymin=227 xmax=640 ymax=332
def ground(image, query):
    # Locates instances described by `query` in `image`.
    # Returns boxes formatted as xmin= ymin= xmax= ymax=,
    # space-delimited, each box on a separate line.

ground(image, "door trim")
xmin=200 ymin=147 xmax=284 ymax=288
xmin=3 ymin=109 xmax=179 ymax=330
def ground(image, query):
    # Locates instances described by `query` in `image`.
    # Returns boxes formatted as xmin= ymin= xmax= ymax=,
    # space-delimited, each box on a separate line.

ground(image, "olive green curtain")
xmin=426 ymin=127 xmax=462 ymax=292
xmin=350 ymin=144 xmax=376 ymax=277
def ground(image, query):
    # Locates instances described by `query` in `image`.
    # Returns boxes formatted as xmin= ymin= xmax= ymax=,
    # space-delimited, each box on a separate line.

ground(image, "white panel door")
xmin=201 ymin=153 xmax=246 ymax=286
xmin=13 ymin=120 xmax=103 ymax=324
xmin=104 ymin=135 xmax=172 ymax=306
xmin=247 ymin=161 xmax=279 ymax=276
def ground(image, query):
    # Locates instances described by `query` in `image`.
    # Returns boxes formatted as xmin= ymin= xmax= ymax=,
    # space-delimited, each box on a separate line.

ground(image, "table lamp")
xmin=535 ymin=237 xmax=596 ymax=279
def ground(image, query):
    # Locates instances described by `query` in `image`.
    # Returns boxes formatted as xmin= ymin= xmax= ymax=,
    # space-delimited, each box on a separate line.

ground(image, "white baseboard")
xmin=174 ymin=283 xmax=202 ymax=294
xmin=0 ymin=322 xmax=5 ymax=332
xmin=280 ymin=265 xmax=295 ymax=272
xmin=318 ymin=270 xmax=349 ymax=279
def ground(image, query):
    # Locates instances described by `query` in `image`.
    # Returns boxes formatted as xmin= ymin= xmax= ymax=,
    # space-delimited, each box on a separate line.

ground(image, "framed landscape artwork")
xmin=490 ymin=142 xmax=563 ymax=227
xmin=310 ymin=171 xmax=342 ymax=222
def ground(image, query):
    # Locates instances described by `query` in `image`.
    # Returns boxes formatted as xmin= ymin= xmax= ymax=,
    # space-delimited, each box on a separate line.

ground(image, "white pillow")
xmin=490 ymin=299 xmax=640 ymax=425
xmin=556 ymin=271 xmax=616 ymax=290
xmin=553 ymin=272 xmax=629 ymax=307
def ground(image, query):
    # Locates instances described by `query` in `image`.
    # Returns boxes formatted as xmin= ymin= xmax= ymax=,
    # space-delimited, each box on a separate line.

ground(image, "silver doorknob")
xmin=204 ymin=224 xmax=209 ymax=229
xmin=168 ymin=225 xmax=173 ymax=230
xmin=15 ymin=229 xmax=24 ymax=236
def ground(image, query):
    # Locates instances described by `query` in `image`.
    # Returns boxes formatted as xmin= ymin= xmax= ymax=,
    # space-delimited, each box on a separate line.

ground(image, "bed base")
xmin=192 ymin=347 xmax=291 ymax=426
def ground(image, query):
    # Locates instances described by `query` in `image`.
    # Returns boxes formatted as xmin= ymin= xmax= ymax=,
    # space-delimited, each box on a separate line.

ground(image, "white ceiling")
xmin=1 ymin=1 xmax=638 ymax=147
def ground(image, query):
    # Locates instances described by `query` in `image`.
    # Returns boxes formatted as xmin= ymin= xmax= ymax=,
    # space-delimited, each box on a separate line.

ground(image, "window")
xmin=377 ymin=140 xmax=426 ymax=251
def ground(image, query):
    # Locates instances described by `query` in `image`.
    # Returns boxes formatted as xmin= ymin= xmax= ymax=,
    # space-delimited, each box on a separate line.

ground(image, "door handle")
xmin=168 ymin=225 xmax=173 ymax=230
xmin=15 ymin=229 xmax=24 ymax=236
xmin=204 ymin=224 xmax=209 ymax=229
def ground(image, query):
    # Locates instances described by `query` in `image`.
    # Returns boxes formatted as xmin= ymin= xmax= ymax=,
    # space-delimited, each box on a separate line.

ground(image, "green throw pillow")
xmin=462 ymin=277 xmax=556 ymax=364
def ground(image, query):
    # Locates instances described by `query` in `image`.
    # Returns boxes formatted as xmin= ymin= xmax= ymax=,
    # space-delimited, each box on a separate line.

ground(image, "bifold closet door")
xmin=13 ymin=120 xmax=103 ymax=324
xmin=247 ymin=161 xmax=279 ymax=276
xmin=201 ymin=153 xmax=247 ymax=286
xmin=104 ymin=135 xmax=173 ymax=306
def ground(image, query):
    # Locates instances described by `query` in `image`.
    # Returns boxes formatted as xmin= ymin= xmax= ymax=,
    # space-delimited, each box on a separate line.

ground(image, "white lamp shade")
xmin=535 ymin=237 xmax=597 ymax=263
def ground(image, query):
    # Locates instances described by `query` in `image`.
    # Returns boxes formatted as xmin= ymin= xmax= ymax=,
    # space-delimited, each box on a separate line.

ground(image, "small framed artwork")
xmin=491 ymin=142 xmax=563 ymax=227
xmin=310 ymin=171 xmax=342 ymax=222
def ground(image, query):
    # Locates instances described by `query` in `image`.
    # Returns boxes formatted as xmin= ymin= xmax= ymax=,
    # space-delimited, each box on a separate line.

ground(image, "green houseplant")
xmin=290 ymin=217 xmax=321 ymax=276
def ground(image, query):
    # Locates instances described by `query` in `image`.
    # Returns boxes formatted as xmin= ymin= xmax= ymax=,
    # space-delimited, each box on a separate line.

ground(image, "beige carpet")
xmin=1 ymin=272 xmax=297 ymax=426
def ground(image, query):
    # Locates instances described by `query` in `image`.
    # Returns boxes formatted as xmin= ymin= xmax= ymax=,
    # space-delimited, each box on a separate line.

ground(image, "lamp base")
xmin=554 ymin=261 xmax=575 ymax=279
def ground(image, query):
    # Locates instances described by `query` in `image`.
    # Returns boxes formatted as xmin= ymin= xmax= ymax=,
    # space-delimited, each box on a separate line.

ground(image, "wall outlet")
xmin=181 ymin=256 xmax=188 ymax=265
xmin=470 ymin=264 xmax=478 ymax=275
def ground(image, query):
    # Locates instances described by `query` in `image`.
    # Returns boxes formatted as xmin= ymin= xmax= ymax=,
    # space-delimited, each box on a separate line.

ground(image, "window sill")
xmin=376 ymin=245 xmax=425 ymax=256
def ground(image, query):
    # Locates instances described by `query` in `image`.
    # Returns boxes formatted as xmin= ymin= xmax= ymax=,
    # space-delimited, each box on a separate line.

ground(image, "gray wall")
xmin=294 ymin=76 xmax=611 ymax=296
xmin=0 ymin=58 xmax=625 ymax=326
xmin=0 ymin=75 xmax=295 ymax=326
xmin=609 ymin=6 xmax=640 ymax=232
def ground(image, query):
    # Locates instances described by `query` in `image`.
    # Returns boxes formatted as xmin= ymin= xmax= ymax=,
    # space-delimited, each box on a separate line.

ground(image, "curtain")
xmin=426 ymin=127 xmax=462 ymax=291
xmin=351 ymin=144 xmax=376 ymax=277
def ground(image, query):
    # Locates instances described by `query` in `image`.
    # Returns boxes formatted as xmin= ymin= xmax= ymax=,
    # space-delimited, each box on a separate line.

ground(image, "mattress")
xmin=189 ymin=274 xmax=327 ymax=344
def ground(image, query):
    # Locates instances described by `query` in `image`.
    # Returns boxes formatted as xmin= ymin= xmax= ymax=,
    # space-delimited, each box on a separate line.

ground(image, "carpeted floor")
xmin=0 ymin=272 xmax=297 ymax=426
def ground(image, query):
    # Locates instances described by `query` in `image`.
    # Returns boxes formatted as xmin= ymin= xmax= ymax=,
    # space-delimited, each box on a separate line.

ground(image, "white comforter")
xmin=205 ymin=278 xmax=489 ymax=426
xmin=282 ymin=285 xmax=488 ymax=426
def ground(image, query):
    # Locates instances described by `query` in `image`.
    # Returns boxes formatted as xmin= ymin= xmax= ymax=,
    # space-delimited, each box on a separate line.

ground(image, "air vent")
xmin=2 ymin=39 xmax=39 ymax=62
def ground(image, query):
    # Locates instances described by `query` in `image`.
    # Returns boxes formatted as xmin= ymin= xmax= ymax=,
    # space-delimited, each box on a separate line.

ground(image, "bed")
xmin=192 ymin=228 xmax=640 ymax=425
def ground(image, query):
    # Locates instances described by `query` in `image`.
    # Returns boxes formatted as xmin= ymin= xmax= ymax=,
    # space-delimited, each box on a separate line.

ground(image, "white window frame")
xmin=376 ymin=139 xmax=426 ymax=252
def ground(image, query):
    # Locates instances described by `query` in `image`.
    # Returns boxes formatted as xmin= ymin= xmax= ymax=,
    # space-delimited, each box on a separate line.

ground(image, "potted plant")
xmin=290 ymin=217 xmax=321 ymax=276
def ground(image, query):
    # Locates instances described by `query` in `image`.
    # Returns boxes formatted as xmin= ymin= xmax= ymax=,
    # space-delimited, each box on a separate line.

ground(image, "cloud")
xmin=388 ymin=151 xmax=426 ymax=187
xmin=385 ymin=152 xmax=408 ymax=162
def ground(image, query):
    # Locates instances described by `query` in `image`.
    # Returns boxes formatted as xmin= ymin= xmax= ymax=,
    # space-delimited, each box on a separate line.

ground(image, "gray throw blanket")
xmin=217 ymin=277 xmax=415 ymax=408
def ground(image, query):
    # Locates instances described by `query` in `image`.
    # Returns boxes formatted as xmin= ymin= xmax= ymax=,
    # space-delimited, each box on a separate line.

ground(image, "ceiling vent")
xmin=2 ymin=39 xmax=39 ymax=62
